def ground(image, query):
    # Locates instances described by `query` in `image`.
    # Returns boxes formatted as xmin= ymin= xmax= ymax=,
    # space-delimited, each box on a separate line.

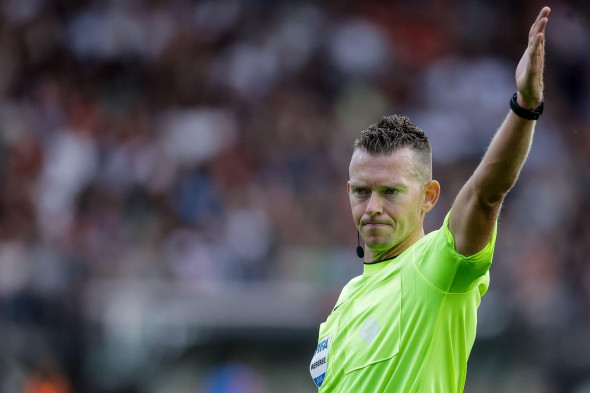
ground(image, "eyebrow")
xmin=349 ymin=183 xmax=408 ymax=190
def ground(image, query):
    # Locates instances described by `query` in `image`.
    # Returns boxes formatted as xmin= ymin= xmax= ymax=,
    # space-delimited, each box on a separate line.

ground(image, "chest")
xmin=310 ymin=275 xmax=403 ymax=388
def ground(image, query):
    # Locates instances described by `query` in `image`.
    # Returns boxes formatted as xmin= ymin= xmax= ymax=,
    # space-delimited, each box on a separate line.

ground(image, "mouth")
xmin=362 ymin=222 xmax=391 ymax=228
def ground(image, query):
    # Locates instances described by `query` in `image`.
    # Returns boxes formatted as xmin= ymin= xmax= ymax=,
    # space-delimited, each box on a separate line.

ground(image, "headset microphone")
xmin=356 ymin=231 xmax=364 ymax=258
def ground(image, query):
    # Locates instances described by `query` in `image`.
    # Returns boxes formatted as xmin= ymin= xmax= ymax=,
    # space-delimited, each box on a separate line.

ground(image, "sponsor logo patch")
xmin=360 ymin=316 xmax=380 ymax=344
xmin=310 ymin=336 xmax=331 ymax=387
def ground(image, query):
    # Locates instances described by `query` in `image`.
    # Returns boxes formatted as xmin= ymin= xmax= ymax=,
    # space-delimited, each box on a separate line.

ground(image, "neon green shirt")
xmin=310 ymin=211 xmax=497 ymax=392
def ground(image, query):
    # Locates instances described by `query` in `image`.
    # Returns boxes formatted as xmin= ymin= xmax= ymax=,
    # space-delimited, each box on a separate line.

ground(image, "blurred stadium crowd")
xmin=0 ymin=0 xmax=589 ymax=392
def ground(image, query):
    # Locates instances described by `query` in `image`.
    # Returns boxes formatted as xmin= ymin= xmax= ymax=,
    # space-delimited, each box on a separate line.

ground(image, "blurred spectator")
xmin=21 ymin=356 xmax=73 ymax=393
xmin=0 ymin=0 xmax=589 ymax=392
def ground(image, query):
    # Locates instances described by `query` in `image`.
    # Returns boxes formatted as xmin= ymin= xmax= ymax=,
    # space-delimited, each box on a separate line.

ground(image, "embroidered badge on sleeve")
xmin=310 ymin=336 xmax=331 ymax=388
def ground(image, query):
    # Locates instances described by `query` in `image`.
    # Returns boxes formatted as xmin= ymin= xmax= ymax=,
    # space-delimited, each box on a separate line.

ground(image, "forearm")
xmin=448 ymin=6 xmax=549 ymax=256
xmin=470 ymin=110 xmax=536 ymax=205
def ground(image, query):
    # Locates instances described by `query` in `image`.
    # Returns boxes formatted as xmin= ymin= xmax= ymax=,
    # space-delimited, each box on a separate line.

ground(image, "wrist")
xmin=510 ymin=92 xmax=544 ymax=120
xmin=516 ymin=91 xmax=542 ymax=109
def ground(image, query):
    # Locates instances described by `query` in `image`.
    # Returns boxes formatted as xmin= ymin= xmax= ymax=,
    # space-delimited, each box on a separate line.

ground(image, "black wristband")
xmin=510 ymin=92 xmax=544 ymax=120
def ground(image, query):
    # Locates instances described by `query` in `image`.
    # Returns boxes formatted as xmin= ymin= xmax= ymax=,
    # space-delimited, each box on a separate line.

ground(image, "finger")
xmin=528 ymin=32 xmax=545 ymax=73
xmin=537 ymin=16 xmax=549 ymax=36
xmin=530 ymin=31 xmax=544 ymax=55
xmin=534 ymin=6 xmax=551 ymax=26
xmin=539 ymin=6 xmax=551 ymax=19
xmin=529 ymin=7 xmax=551 ymax=44
xmin=529 ymin=17 xmax=548 ymax=48
xmin=531 ymin=17 xmax=548 ymax=46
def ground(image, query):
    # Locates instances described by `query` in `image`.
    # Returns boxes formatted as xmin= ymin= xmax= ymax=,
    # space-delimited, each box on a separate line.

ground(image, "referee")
xmin=310 ymin=6 xmax=550 ymax=392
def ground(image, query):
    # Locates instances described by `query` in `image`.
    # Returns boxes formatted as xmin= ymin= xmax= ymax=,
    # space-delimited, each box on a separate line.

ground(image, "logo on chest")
xmin=310 ymin=336 xmax=331 ymax=388
xmin=359 ymin=316 xmax=381 ymax=344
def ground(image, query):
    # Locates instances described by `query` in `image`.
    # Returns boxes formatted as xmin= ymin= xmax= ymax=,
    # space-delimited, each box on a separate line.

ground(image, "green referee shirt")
xmin=310 ymin=211 xmax=497 ymax=392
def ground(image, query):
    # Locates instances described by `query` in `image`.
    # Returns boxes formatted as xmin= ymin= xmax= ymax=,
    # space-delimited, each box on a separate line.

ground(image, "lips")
xmin=361 ymin=222 xmax=391 ymax=227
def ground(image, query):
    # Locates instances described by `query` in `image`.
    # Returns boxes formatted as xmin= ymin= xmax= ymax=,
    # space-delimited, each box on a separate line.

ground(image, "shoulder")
xmin=334 ymin=275 xmax=363 ymax=307
xmin=411 ymin=210 xmax=497 ymax=293
xmin=421 ymin=210 xmax=498 ymax=261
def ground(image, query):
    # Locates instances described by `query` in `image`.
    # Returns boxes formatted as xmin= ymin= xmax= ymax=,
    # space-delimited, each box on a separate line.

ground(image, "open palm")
xmin=515 ymin=7 xmax=550 ymax=109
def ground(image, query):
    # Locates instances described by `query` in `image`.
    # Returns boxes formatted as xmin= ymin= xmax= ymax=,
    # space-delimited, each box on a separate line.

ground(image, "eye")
xmin=353 ymin=188 xmax=369 ymax=195
xmin=384 ymin=188 xmax=400 ymax=196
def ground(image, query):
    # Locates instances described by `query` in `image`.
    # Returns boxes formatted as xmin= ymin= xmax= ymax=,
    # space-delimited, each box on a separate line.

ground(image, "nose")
xmin=365 ymin=192 xmax=383 ymax=216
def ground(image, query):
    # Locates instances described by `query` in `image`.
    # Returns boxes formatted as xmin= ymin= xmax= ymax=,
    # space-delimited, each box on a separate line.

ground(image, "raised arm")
xmin=449 ymin=7 xmax=550 ymax=256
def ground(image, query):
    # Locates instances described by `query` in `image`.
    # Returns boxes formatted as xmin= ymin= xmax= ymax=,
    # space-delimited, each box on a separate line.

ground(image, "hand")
xmin=515 ymin=6 xmax=550 ymax=109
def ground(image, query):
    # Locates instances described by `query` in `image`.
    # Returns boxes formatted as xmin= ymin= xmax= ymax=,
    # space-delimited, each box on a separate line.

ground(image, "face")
xmin=348 ymin=148 xmax=439 ymax=258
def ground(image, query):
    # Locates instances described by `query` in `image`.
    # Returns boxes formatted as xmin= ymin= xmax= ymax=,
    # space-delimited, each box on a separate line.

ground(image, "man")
xmin=309 ymin=6 xmax=550 ymax=392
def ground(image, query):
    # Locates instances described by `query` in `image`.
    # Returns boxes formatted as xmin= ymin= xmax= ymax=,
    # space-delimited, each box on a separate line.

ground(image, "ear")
xmin=347 ymin=181 xmax=351 ymax=194
xmin=422 ymin=180 xmax=440 ymax=213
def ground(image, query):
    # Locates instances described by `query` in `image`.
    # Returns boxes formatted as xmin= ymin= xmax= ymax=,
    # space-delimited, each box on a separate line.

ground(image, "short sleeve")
xmin=413 ymin=210 xmax=497 ymax=294
xmin=442 ymin=210 xmax=497 ymax=293
xmin=442 ymin=210 xmax=497 ymax=264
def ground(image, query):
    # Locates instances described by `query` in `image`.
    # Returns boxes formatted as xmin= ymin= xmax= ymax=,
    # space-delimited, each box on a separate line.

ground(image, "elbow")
xmin=480 ymin=190 xmax=508 ymax=207
xmin=472 ymin=160 xmax=523 ymax=206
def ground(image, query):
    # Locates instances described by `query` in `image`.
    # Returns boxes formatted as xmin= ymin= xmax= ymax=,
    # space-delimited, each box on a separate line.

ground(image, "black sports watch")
xmin=510 ymin=92 xmax=544 ymax=120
